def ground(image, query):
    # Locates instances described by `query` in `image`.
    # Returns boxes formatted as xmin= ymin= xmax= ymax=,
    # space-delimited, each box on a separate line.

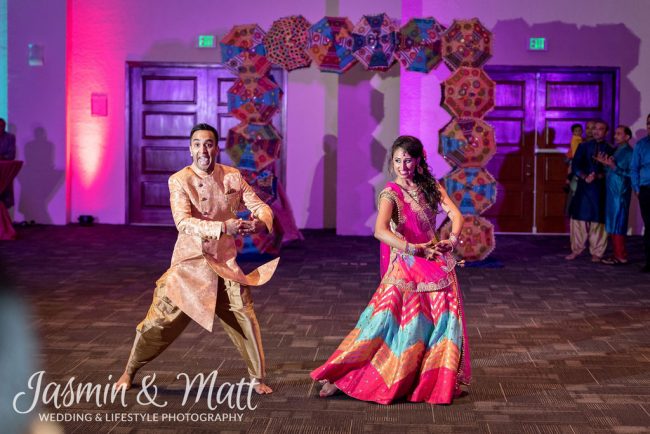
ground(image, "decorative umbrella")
xmin=350 ymin=13 xmax=399 ymax=71
xmin=220 ymin=24 xmax=267 ymax=73
xmin=441 ymin=18 xmax=492 ymax=70
xmin=226 ymin=123 xmax=282 ymax=171
xmin=241 ymin=169 xmax=278 ymax=204
xmin=264 ymin=15 xmax=312 ymax=71
xmin=442 ymin=67 xmax=496 ymax=119
xmin=395 ymin=17 xmax=445 ymax=73
xmin=226 ymin=51 xmax=272 ymax=84
xmin=439 ymin=118 xmax=496 ymax=167
xmin=443 ymin=167 xmax=497 ymax=215
xmin=440 ymin=215 xmax=495 ymax=261
xmin=306 ymin=16 xmax=357 ymax=73
xmin=227 ymin=76 xmax=283 ymax=124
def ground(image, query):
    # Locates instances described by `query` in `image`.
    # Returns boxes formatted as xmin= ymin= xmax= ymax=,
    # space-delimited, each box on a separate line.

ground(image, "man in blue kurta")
xmin=597 ymin=126 xmax=633 ymax=264
xmin=566 ymin=120 xmax=614 ymax=261
xmin=631 ymin=113 xmax=650 ymax=272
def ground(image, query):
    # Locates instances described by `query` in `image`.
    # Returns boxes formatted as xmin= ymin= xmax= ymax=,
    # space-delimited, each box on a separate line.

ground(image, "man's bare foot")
xmin=114 ymin=372 xmax=132 ymax=391
xmin=253 ymin=382 xmax=273 ymax=394
xmin=319 ymin=381 xmax=340 ymax=398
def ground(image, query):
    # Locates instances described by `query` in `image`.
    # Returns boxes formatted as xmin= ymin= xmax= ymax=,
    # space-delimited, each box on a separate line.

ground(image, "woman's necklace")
xmin=396 ymin=182 xmax=420 ymax=201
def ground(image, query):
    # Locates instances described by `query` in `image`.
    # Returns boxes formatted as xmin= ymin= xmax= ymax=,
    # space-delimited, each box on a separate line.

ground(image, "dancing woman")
xmin=311 ymin=135 xmax=470 ymax=404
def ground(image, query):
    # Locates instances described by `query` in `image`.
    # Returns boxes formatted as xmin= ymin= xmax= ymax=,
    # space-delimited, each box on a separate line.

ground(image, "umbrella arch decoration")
xmin=264 ymin=15 xmax=313 ymax=71
xmin=395 ymin=17 xmax=446 ymax=73
xmin=442 ymin=167 xmax=497 ymax=215
xmin=439 ymin=118 xmax=496 ymax=167
xmin=441 ymin=18 xmax=493 ymax=70
xmin=220 ymin=24 xmax=268 ymax=74
xmin=306 ymin=16 xmax=358 ymax=73
xmin=442 ymin=66 xmax=496 ymax=119
xmin=219 ymin=13 xmax=495 ymax=259
xmin=350 ymin=13 xmax=399 ymax=71
xmin=440 ymin=215 xmax=495 ymax=262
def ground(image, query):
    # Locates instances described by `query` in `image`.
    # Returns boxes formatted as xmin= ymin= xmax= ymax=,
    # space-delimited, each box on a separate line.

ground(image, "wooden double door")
xmin=127 ymin=62 xmax=285 ymax=225
xmin=482 ymin=66 xmax=619 ymax=233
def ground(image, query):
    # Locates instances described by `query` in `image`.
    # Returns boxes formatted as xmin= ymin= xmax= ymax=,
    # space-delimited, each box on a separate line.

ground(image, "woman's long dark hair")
xmin=390 ymin=135 xmax=441 ymax=210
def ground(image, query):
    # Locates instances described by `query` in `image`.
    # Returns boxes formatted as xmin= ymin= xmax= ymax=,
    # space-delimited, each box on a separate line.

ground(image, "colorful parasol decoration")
xmin=307 ymin=16 xmax=358 ymax=73
xmin=443 ymin=167 xmax=497 ymax=215
xmin=442 ymin=67 xmax=496 ymax=119
xmin=220 ymin=24 xmax=267 ymax=73
xmin=395 ymin=17 xmax=445 ymax=73
xmin=440 ymin=215 xmax=495 ymax=261
xmin=227 ymin=76 xmax=283 ymax=124
xmin=264 ymin=15 xmax=312 ymax=71
xmin=350 ymin=13 xmax=399 ymax=71
xmin=241 ymin=169 xmax=278 ymax=204
xmin=227 ymin=51 xmax=272 ymax=84
xmin=441 ymin=18 xmax=492 ymax=70
xmin=439 ymin=118 xmax=496 ymax=167
xmin=226 ymin=123 xmax=282 ymax=172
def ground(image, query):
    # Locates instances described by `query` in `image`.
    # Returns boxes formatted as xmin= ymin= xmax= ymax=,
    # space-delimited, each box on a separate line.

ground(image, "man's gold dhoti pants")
xmin=125 ymin=277 xmax=266 ymax=381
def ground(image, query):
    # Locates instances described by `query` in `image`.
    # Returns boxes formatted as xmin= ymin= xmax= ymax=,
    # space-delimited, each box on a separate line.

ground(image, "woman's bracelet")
xmin=405 ymin=242 xmax=416 ymax=256
xmin=448 ymin=233 xmax=459 ymax=248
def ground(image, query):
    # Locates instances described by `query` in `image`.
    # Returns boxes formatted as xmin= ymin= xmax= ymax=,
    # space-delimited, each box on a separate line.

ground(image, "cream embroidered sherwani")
xmin=125 ymin=163 xmax=278 ymax=380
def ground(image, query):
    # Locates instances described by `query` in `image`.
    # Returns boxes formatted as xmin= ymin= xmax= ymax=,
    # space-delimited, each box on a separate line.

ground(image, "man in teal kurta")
xmin=566 ymin=120 xmax=615 ymax=261
xmin=597 ymin=126 xmax=633 ymax=264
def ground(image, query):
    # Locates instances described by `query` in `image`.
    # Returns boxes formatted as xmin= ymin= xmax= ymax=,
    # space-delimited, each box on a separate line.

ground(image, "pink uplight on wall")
xmin=73 ymin=121 xmax=106 ymax=189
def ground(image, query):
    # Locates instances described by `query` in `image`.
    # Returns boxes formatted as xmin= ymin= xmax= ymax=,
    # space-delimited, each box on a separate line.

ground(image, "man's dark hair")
xmin=570 ymin=123 xmax=583 ymax=132
xmin=618 ymin=125 xmax=633 ymax=138
xmin=594 ymin=119 xmax=609 ymax=131
xmin=190 ymin=123 xmax=219 ymax=142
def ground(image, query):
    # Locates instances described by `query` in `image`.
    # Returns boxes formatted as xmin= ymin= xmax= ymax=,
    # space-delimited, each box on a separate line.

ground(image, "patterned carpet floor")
xmin=0 ymin=225 xmax=649 ymax=433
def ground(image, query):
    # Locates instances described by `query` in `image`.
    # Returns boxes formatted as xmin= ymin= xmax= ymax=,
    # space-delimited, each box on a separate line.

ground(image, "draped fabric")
xmin=311 ymin=182 xmax=471 ymax=404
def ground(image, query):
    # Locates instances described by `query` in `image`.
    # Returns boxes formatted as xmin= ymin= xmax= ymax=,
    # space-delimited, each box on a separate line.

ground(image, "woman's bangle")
xmin=449 ymin=233 xmax=459 ymax=248
xmin=405 ymin=242 xmax=416 ymax=256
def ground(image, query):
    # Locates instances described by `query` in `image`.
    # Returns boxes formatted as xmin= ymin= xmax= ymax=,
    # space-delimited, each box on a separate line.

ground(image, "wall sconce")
xmin=91 ymin=93 xmax=108 ymax=116
xmin=28 ymin=44 xmax=44 ymax=66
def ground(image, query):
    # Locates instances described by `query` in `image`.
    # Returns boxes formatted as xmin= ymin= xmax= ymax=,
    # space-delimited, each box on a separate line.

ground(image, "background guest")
xmin=631 ymin=113 xmax=650 ymax=272
xmin=597 ymin=125 xmax=633 ymax=265
xmin=566 ymin=120 xmax=614 ymax=262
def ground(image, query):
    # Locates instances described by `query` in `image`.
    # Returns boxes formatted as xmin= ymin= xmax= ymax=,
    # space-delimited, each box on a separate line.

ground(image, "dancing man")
xmin=115 ymin=123 xmax=277 ymax=394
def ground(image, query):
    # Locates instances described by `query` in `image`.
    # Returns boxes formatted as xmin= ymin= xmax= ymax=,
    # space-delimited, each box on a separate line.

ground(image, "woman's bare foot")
xmin=113 ymin=372 xmax=133 ymax=391
xmin=319 ymin=381 xmax=340 ymax=398
xmin=253 ymin=381 xmax=273 ymax=394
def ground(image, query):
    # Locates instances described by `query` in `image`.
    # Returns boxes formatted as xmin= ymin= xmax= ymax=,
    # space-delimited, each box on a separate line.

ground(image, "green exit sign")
xmin=529 ymin=37 xmax=547 ymax=51
xmin=198 ymin=35 xmax=215 ymax=48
